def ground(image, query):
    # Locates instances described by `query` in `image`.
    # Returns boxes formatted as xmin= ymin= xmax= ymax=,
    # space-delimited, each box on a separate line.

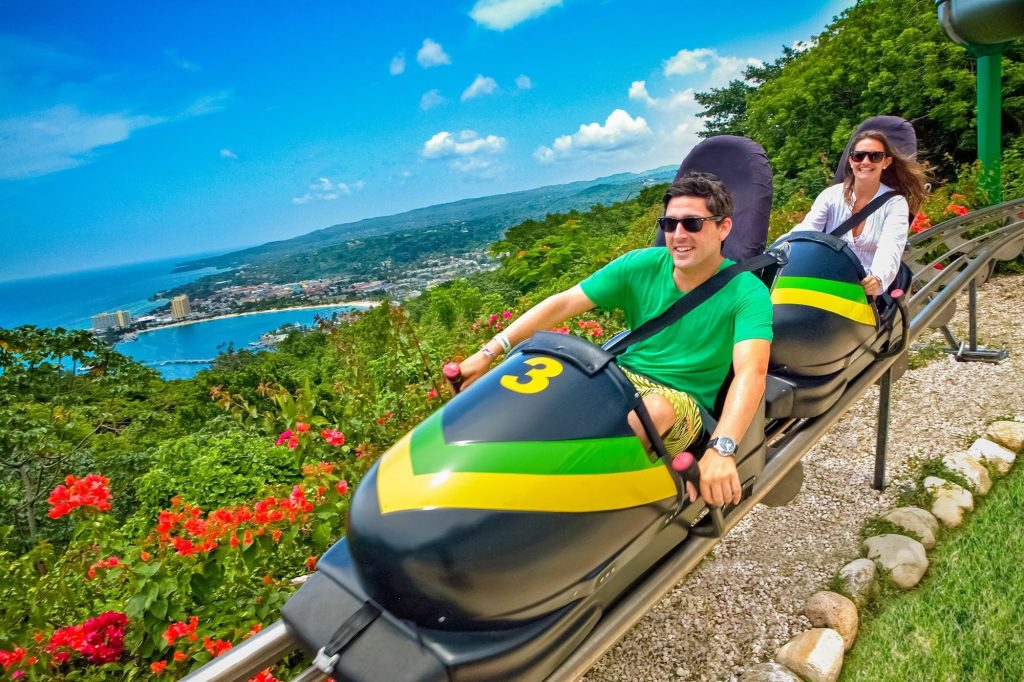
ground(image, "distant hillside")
xmin=174 ymin=167 xmax=676 ymax=273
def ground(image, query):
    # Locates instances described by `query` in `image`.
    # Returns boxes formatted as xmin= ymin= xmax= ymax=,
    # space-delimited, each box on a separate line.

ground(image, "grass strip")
xmin=840 ymin=461 xmax=1024 ymax=681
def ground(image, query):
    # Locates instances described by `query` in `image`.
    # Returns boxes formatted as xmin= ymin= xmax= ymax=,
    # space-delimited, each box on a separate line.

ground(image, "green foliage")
xmin=132 ymin=426 xmax=297 ymax=524
xmin=695 ymin=0 xmax=1024 ymax=205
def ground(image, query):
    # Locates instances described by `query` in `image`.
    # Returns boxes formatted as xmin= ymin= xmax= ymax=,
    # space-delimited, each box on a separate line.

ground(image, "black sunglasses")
xmin=850 ymin=150 xmax=887 ymax=163
xmin=657 ymin=215 xmax=723 ymax=233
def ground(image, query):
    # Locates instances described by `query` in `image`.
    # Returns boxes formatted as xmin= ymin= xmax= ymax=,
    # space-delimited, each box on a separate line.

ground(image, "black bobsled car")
xmin=279 ymin=118 xmax=913 ymax=682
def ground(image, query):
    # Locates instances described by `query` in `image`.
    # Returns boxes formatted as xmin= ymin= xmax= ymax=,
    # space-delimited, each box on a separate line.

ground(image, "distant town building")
xmin=171 ymin=294 xmax=192 ymax=319
xmin=92 ymin=310 xmax=133 ymax=331
xmin=92 ymin=312 xmax=119 ymax=331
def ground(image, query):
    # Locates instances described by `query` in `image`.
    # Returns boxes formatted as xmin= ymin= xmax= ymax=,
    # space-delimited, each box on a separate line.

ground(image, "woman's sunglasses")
xmin=657 ymin=215 xmax=722 ymax=233
xmin=850 ymin=150 xmax=887 ymax=163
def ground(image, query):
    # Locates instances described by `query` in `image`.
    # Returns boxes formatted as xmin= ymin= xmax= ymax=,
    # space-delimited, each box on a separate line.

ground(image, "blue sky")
xmin=0 ymin=0 xmax=853 ymax=281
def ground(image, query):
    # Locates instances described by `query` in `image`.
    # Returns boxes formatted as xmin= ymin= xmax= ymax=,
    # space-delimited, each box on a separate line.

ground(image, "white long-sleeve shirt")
xmin=786 ymin=182 xmax=909 ymax=289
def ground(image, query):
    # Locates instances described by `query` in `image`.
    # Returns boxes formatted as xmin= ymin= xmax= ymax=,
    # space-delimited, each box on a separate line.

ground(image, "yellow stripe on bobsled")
xmin=377 ymin=431 xmax=676 ymax=514
xmin=771 ymin=287 xmax=876 ymax=326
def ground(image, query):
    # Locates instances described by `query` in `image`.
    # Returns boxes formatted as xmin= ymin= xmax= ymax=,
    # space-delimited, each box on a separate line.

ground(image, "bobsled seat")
xmin=655 ymin=135 xmax=773 ymax=261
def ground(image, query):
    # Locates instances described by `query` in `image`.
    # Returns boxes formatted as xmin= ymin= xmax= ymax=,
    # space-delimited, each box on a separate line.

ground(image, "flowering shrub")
xmin=47 ymin=474 xmax=112 ymax=519
xmin=47 ymin=611 xmax=128 ymax=665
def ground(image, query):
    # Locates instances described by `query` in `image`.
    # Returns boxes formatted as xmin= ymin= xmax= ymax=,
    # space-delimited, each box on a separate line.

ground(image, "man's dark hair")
xmin=663 ymin=171 xmax=733 ymax=218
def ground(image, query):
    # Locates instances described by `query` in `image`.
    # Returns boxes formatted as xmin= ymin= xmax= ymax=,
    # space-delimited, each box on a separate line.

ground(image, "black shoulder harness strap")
xmin=829 ymin=190 xmax=899 ymax=240
xmin=605 ymin=251 xmax=783 ymax=357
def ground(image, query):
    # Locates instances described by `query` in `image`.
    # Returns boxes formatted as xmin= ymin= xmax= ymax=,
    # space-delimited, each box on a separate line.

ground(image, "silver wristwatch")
xmin=707 ymin=436 xmax=737 ymax=457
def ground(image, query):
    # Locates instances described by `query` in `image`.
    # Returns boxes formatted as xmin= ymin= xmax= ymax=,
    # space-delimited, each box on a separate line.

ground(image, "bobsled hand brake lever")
xmin=671 ymin=451 xmax=726 ymax=538
xmin=443 ymin=362 xmax=464 ymax=394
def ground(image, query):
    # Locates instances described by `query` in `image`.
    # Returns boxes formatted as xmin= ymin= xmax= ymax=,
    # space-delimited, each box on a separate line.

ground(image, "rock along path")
xmin=583 ymin=273 xmax=1024 ymax=682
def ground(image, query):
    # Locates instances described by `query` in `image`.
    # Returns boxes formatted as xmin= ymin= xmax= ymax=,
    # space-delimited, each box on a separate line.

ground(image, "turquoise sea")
xmin=0 ymin=255 xmax=366 ymax=380
xmin=116 ymin=306 xmax=362 ymax=379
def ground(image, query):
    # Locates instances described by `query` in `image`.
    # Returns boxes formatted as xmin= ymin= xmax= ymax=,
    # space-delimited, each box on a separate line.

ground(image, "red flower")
xmin=204 ymin=637 xmax=233 ymax=657
xmin=551 ymin=326 xmax=569 ymax=334
xmin=245 ymin=623 xmax=263 ymax=639
xmin=427 ymin=388 xmax=439 ymax=400
xmin=488 ymin=313 xmax=498 ymax=325
xmin=336 ymin=480 xmax=349 ymax=495
xmin=47 ymin=611 xmax=127 ymax=665
xmin=151 ymin=660 xmax=168 ymax=674
xmin=274 ymin=430 xmax=292 ymax=446
xmin=140 ymin=550 xmax=151 ymax=562
xmin=173 ymin=651 xmax=188 ymax=662
xmin=910 ymin=213 xmax=932 ymax=234
xmin=86 ymin=555 xmax=120 ymax=579
xmin=0 ymin=647 xmax=27 ymax=670
xmin=162 ymin=616 xmax=199 ymax=647
xmin=946 ymin=203 xmax=969 ymax=216
xmin=272 ymin=529 xmax=283 ymax=542
xmin=306 ymin=556 xmax=318 ymax=572
xmin=47 ymin=474 xmax=112 ymax=519
xmin=295 ymin=421 xmax=311 ymax=433
xmin=502 ymin=310 xmax=512 ymax=320
xmin=262 ymin=574 xmax=273 ymax=585
xmin=321 ymin=429 xmax=345 ymax=447
xmin=248 ymin=670 xmax=281 ymax=682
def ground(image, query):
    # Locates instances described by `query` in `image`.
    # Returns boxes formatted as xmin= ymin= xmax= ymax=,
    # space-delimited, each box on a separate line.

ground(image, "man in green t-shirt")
xmin=457 ymin=172 xmax=773 ymax=508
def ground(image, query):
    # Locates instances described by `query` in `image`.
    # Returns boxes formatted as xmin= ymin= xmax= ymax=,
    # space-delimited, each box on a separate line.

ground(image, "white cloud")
xmin=422 ymin=130 xmax=507 ymax=159
xmin=628 ymin=80 xmax=656 ymax=106
xmin=663 ymin=48 xmax=717 ymax=76
xmin=389 ymin=52 xmax=406 ymax=75
xmin=165 ymin=49 xmax=200 ymax=72
xmin=421 ymin=130 xmax=507 ymax=176
xmin=0 ymin=105 xmax=164 ymax=180
xmin=182 ymin=91 xmax=231 ymax=118
xmin=420 ymin=89 xmax=446 ymax=110
xmin=515 ymin=74 xmax=533 ymax=90
xmin=417 ymin=39 xmax=451 ymax=68
xmin=292 ymin=176 xmax=363 ymax=204
xmin=470 ymin=0 xmax=562 ymax=30
xmin=663 ymin=48 xmax=762 ymax=88
xmin=534 ymin=109 xmax=651 ymax=163
xmin=219 ymin=148 xmax=238 ymax=159
xmin=461 ymin=75 xmax=498 ymax=101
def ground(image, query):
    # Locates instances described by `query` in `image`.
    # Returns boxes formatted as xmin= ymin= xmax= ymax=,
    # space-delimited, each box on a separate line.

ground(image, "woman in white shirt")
xmin=787 ymin=130 xmax=928 ymax=296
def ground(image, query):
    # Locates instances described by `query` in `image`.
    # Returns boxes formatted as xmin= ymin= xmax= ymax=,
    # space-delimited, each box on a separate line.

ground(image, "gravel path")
xmin=583 ymin=273 xmax=1024 ymax=682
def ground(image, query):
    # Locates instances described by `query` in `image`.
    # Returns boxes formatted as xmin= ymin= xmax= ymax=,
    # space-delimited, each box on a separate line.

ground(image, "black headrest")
xmin=832 ymin=116 xmax=917 ymax=184
xmin=656 ymin=135 xmax=773 ymax=261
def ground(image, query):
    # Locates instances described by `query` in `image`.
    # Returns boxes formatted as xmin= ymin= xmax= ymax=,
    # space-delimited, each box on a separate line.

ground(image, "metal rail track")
xmin=184 ymin=197 xmax=1024 ymax=682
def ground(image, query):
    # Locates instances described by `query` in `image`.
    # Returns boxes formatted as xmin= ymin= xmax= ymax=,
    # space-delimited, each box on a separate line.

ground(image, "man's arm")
xmin=457 ymin=285 xmax=596 ymax=389
xmin=692 ymin=338 xmax=770 ymax=507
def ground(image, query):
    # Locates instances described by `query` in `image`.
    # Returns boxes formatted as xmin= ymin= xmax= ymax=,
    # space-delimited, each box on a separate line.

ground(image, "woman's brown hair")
xmin=842 ymin=130 xmax=930 ymax=214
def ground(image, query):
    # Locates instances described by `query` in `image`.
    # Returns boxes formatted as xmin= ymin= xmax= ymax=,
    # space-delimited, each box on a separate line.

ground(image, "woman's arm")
xmin=866 ymin=195 xmax=910 ymax=290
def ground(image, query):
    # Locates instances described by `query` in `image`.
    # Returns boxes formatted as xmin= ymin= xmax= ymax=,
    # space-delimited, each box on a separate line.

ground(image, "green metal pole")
xmin=975 ymin=50 xmax=1003 ymax=204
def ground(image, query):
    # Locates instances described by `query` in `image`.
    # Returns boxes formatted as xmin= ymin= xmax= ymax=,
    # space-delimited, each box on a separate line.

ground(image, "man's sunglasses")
xmin=657 ymin=215 xmax=723 ymax=233
xmin=850 ymin=150 xmax=888 ymax=163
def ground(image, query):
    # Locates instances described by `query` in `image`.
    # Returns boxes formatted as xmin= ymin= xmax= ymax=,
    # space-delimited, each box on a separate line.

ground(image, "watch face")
xmin=710 ymin=436 xmax=736 ymax=455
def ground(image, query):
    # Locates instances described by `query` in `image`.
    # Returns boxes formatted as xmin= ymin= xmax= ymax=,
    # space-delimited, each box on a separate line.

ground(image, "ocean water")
xmin=116 ymin=306 xmax=363 ymax=379
xmin=0 ymin=255 xmax=366 ymax=380
xmin=0 ymin=254 xmax=224 ymax=330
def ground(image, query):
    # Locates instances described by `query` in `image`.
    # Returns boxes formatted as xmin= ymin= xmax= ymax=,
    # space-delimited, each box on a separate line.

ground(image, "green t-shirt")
xmin=580 ymin=247 xmax=773 ymax=411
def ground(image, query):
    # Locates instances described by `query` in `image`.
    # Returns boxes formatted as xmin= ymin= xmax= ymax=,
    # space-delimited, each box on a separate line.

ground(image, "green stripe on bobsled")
xmin=409 ymin=410 xmax=657 ymax=476
xmin=774 ymin=276 xmax=869 ymax=304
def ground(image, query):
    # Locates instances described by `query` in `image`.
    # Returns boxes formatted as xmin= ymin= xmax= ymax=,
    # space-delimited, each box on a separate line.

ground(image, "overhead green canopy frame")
xmin=937 ymin=0 xmax=1024 ymax=203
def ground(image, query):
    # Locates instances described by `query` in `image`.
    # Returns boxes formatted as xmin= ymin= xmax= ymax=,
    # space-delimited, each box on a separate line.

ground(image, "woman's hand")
xmin=861 ymin=274 xmax=883 ymax=297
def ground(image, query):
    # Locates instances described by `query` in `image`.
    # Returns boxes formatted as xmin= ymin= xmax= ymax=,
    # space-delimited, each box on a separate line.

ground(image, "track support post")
xmin=873 ymin=367 xmax=892 ymax=491
xmin=954 ymin=280 xmax=1008 ymax=363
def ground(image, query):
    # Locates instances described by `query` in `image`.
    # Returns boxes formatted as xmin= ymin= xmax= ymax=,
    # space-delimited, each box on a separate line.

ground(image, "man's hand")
xmin=685 ymin=449 xmax=741 ymax=506
xmin=452 ymin=350 xmax=493 ymax=392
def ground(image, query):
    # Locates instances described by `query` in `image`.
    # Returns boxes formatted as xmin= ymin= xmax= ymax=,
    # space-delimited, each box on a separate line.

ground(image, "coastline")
xmin=130 ymin=300 xmax=381 ymax=336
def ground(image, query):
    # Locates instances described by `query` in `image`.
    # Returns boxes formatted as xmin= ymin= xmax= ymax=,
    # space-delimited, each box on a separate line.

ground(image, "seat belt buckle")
xmin=312 ymin=647 xmax=340 ymax=673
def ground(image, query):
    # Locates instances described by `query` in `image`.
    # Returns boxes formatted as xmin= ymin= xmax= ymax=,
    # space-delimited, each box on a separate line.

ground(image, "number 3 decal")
xmin=500 ymin=357 xmax=564 ymax=394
